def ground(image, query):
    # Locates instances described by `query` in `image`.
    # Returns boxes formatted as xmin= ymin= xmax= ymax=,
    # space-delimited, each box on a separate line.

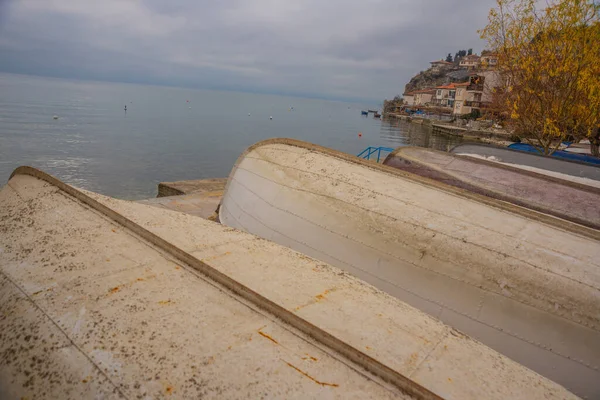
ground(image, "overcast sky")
xmin=0 ymin=0 xmax=495 ymax=101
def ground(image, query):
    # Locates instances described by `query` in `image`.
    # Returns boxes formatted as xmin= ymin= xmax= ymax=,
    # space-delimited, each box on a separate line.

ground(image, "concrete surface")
xmin=451 ymin=143 xmax=600 ymax=182
xmin=219 ymin=138 xmax=600 ymax=399
xmin=137 ymin=192 xmax=221 ymax=219
xmin=0 ymin=167 xmax=578 ymax=400
xmin=139 ymin=178 xmax=227 ymax=219
xmin=383 ymin=146 xmax=600 ymax=230
xmin=157 ymin=178 xmax=227 ymax=197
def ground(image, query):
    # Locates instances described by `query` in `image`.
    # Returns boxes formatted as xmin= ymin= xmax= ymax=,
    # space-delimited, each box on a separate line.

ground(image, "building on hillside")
xmin=459 ymin=54 xmax=481 ymax=70
xmin=453 ymin=82 xmax=472 ymax=115
xmin=434 ymin=83 xmax=457 ymax=108
xmin=453 ymin=70 xmax=502 ymax=116
xmin=403 ymin=92 xmax=415 ymax=106
xmin=412 ymin=89 xmax=436 ymax=106
xmin=429 ymin=60 xmax=454 ymax=73
xmin=480 ymin=53 xmax=498 ymax=69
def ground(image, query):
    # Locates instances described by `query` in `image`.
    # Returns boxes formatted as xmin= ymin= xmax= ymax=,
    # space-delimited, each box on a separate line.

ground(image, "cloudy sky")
xmin=0 ymin=0 xmax=495 ymax=101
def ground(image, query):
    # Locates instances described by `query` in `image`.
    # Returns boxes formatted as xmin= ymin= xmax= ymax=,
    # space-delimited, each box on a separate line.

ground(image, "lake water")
xmin=0 ymin=73 xmax=462 ymax=199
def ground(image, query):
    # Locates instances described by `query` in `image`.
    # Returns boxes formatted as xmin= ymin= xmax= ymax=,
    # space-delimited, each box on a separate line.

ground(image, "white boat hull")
xmin=220 ymin=139 xmax=600 ymax=399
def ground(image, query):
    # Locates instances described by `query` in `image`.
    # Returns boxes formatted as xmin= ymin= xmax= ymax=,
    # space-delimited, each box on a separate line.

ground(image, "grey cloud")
xmin=0 ymin=0 xmax=496 ymax=101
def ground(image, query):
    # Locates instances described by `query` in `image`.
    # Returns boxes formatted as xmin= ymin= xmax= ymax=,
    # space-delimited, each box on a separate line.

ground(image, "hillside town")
xmin=395 ymin=51 xmax=501 ymax=118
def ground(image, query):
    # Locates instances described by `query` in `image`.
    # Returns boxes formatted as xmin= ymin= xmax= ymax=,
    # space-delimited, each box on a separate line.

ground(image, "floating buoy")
xmin=358 ymin=132 xmax=362 ymax=138
xmin=189 ymin=106 xmax=191 ymax=109
xmin=269 ymin=116 xmax=273 ymax=120
xmin=53 ymin=115 xmax=59 ymax=120
xmin=248 ymin=113 xmax=251 ymax=116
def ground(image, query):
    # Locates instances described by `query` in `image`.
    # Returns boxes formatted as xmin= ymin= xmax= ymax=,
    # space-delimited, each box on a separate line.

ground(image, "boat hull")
xmin=219 ymin=138 xmax=600 ymax=399
xmin=383 ymin=146 xmax=600 ymax=229
xmin=451 ymin=143 xmax=600 ymax=183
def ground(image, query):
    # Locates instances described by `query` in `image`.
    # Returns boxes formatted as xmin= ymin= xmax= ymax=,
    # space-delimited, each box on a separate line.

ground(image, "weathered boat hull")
xmin=382 ymin=146 xmax=600 ymax=229
xmin=219 ymin=138 xmax=600 ymax=399
xmin=451 ymin=143 xmax=600 ymax=184
xmin=2 ymin=167 xmax=579 ymax=400
xmin=507 ymin=142 xmax=600 ymax=165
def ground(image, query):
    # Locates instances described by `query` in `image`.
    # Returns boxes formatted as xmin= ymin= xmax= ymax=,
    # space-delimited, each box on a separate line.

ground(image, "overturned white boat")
xmin=219 ymin=138 xmax=600 ymax=399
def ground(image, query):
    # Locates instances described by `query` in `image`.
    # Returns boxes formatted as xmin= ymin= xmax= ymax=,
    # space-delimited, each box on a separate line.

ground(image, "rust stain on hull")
xmin=284 ymin=361 xmax=339 ymax=387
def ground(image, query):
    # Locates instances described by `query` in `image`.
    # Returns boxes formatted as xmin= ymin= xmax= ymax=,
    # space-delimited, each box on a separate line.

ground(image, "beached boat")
xmin=383 ymin=146 xmax=600 ymax=229
xmin=451 ymin=142 xmax=600 ymax=185
xmin=0 ymin=168 xmax=577 ymax=400
xmin=507 ymin=142 xmax=600 ymax=165
xmin=219 ymin=138 xmax=600 ymax=399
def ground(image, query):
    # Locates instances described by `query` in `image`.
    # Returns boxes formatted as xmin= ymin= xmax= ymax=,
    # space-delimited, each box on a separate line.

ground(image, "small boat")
xmin=383 ymin=146 xmax=600 ymax=229
xmin=219 ymin=138 xmax=599 ymax=399
xmin=451 ymin=143 xmax=600 ymax=183
xmin=373 ymin=112 xmax=381 ymax=118
xmin=507 ymin=142 xmax=600 ymax=165
xmin=361 ymin=110 xmax=368 ymax=116
xmin=368 ymin=109 xmax=377 ymax=113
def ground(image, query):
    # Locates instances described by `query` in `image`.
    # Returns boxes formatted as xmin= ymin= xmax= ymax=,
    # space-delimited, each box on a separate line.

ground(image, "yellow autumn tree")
xmin=480 ymin=0 xmax=600 ymax=156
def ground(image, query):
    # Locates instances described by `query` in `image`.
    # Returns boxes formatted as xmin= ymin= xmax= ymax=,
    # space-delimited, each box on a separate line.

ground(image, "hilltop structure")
xmin=400 ymin=52 xmax=500 ymax=117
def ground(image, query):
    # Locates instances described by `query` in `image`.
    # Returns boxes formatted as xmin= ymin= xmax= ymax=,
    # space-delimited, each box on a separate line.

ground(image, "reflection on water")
xmin=379 ymin=118 xmax=463 ymax=152
xmin=0 ymin=73 xmax=462 ymax=199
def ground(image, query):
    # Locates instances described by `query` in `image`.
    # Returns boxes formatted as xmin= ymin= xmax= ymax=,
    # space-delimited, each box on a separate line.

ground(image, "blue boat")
xmin=361 ymin=110 xmax=368 ymax=116
xmin=508 ymin=143 xmax=600 ymax=166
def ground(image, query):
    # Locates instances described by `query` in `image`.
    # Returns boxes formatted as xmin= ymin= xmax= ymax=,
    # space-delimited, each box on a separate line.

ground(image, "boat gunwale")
xmin=220 ymin=138 xmax=600 ymax=242
xmin=450 ymin=142 xmax=600 ymax=170
xmin=385 ymin=146 xmax=600 ymax=194
xmin=383 ymin=146 xmax=600 ymax=230
xmin=7 ymin=165 xmax=443 ymax=400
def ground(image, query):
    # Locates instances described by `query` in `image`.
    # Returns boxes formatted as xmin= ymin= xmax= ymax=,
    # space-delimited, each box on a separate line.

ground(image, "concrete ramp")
xmin=219 ymin=138 xmax=600 ymax=399
xmin=1 ymin=167 xmax=577 ymax=399
xmin=383 ymin=146 xmax=600 ymax=230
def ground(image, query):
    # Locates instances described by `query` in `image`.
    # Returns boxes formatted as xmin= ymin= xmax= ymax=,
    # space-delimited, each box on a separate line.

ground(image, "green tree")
xmin=446 ymin=53 xmax=453 ymax=62
xmin=467 ymin=48 xmax=473 ymax=55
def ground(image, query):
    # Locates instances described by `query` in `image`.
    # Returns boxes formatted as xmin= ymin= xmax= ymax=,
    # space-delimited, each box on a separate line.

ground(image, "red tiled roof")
xmin=430 ymin=60 xmax=453 ymax=65
xmin=435 ymin=83 xmax=457 ymax=90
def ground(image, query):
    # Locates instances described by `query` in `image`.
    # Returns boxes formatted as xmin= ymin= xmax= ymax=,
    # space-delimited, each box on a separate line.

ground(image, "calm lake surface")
xmin=0 ymin=73 xmax=462 ymax=199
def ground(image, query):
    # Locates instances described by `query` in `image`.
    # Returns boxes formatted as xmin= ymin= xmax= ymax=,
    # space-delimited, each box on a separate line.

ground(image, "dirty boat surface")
xmin=0 ymin=167 xmax=578 ymax=399
xmin=219 ymin=138 xmax=600 ymax=399
xmin=451 ymin=143 xmax=600 ymax=185
xmin=382 ymin=146 xmax=600 ymax=230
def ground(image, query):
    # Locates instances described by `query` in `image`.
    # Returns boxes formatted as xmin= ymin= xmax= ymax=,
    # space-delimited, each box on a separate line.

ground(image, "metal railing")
xmin=357 ymin=146 xmax=394 ymax=163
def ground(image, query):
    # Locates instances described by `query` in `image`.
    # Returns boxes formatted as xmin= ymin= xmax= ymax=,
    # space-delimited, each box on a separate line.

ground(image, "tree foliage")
xmin=446 ymin=53 xmax=453 ymax=62
xmin=480 ymin=0 xmax=600 ymax=155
